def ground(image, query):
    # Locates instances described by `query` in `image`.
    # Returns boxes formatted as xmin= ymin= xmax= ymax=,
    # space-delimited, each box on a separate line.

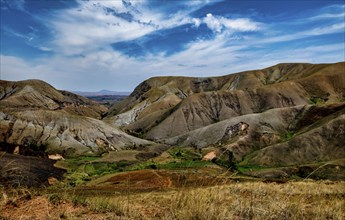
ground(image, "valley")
xmin=1 ymin=62 xmax=344 ymax=219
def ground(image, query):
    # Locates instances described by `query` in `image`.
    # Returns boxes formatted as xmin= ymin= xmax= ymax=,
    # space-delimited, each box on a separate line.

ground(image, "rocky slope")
xmin=104 ymin=62 xmax=345 ymax=166
xmin=0 ymin=80 xmax=151 ymax=157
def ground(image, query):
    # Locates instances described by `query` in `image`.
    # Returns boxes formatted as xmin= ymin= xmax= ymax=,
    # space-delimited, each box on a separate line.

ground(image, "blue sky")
xmin=1 ymin=0 xmax=344 ymax=91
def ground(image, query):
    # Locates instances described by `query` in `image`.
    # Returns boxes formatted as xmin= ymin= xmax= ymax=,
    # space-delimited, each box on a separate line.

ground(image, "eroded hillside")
xmin=1 ymin=62 xmax=344 ymax=167
xmin=104 ymin=62 xmax=345 ymax=166
xmin=0 ymin=79 xmax=152 ymax=157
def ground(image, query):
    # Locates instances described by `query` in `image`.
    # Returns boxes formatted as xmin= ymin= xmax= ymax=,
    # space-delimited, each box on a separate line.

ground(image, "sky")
xmin=1 ymin=0 xmax=344 ymax=92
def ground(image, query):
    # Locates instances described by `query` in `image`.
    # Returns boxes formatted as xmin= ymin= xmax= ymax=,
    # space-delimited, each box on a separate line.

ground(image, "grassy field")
xmin=1 ymin=180 xmax=344 ymax=219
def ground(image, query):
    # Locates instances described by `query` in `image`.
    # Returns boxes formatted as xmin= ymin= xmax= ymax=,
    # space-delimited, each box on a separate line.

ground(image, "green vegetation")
xmin=57 ymin=156 xmax=99 ymax=170
xmin=56 ymin=156 xmax=133 ymax=186
xmin=122 ymin=147 xmax=213 ymax=170
xmin=59 ymin=147 xmax=222 ymax=186
xmin=60 ymin=147 xmax=248 ymax=187
xmin=84 ymin=163 xmax=114 ymax=176
xmin=168 ymin=147 xmax=202 ymax=160
xmin=282 ymin=131 xmax=295 ymax=141
xmin=213 ymin=158 xmax=235 ymax=170
xmin=159 ymin=160 xmax=212 ymax=169
xmin=126 ymin=159 xmax=213 ymax=171
xmin=309 ymin=96 xmax=326 ymax=105
xmin=237 ymin=164 xmax=270 ymax=172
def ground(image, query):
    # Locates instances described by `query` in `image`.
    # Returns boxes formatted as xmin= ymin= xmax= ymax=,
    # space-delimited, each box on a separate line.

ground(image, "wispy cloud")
xmin=3 ymin=36 xmax=343 ymax=91
xmin=1 ymin=1 xmax=344 ymax=91
xmin=258 ymin=22 xmax=345 ymax=44
xmin=49 ymin=1 xmax=155 ymax=55
xmin=203 ymin=13 xmax=261 ymax=33
xmin=308 ymin=4 xmax=345 ymax=20
xmin=2 ymin=26 xmax=51 ymax=52
xmin=48 ymin=0 xmax=210 ymax=56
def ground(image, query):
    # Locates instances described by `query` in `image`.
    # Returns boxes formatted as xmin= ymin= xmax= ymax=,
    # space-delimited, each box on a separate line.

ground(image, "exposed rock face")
xmin=105 ymin=62 xmax=345 ymax=166
xmin=0 ymin=80 xmax=151 ymax=157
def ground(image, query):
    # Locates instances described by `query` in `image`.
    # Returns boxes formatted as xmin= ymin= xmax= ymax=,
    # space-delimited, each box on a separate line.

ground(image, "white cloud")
xmin=203 ymin=13 xmax=261 ymax=33
xmin=2 ymin=38 xmax=344 ymax=92
xmin=258 ymin=21 xmax=345 ymax=44
xmin=47 ymin=0 xmax=263 ymax=56
xmin=308 ymin=5 xmax=345 ymax=20
xmin=192 ymin=18 xmax=201 ymax=28
xmin=1 ymin=1 xmax=344 ymax=92
xmin=204 ymin=13 xmax=223 ymax=32
xmin=221 ymin=18 xmax=261 ymax=31
xmin=309 ymin=12 xmax=345 ymax=20
xmin=38 ymin=46 xmax=52 ymax=52
xmin=48 ymin=0 xmax=204 ymax=56
xmin=50 ymin=1 xmax=155 ymax=55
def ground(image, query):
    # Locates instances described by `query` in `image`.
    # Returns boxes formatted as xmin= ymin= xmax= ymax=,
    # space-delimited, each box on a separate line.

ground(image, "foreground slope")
xmin=0 ymin=80 xmax=151 ymax=156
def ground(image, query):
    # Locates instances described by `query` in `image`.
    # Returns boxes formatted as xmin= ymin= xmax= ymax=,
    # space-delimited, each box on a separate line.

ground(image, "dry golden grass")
xmin=1 ymin=181 xmax=344 ymax=220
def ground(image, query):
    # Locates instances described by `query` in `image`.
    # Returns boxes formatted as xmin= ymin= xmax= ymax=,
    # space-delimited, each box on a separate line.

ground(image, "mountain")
xmin=104 ymin=62 xmax=345 ymax=165
xmin=0 ymin=79 xmax=107 ymax=119
xmin=1 ymin=62 xmax=344 ymax=167
xmin=73 ymin=90 xmax=131 ymax=97
xmin=0 ymin=79 xmax=151 ymax=157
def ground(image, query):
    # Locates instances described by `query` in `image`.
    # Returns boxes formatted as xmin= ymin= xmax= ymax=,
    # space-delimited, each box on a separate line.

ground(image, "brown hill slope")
xmin=104 ymin=62 xmax=345 ymax=140
xmin=164 ymin=103 xmax=345 ymax=164
xmin=104 ymin=62 xmax=344 ymax=167
xmin=0 ymin=80 xmax=152 ymax=157
xmin=0 ymin=79 xmax=107 ymax=118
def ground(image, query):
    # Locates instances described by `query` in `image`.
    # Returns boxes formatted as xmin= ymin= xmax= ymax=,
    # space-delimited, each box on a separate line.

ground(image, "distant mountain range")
xmin=73 ymin=90 xmax=131 ymax=97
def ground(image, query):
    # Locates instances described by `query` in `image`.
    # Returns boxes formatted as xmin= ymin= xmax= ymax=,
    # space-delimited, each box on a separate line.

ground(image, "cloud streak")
xmin=1 ymin=1 xmax=344 ymax=91
xmin=204 ymin=13 xmax=261 ymax=32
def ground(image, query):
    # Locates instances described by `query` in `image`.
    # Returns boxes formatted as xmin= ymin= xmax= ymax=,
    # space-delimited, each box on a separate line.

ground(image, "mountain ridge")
xmin=103 ymin=61 xmax=345 ymax=166
xmin=73 ymin=90 xmax=131 ymax=97
xmin=104 ymin=62 xmax=344 ymax=136
xmin=0 ymin=62 xmax=344 ymax=166
xmin=0 ymin=79 xmax=152 ymax=157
